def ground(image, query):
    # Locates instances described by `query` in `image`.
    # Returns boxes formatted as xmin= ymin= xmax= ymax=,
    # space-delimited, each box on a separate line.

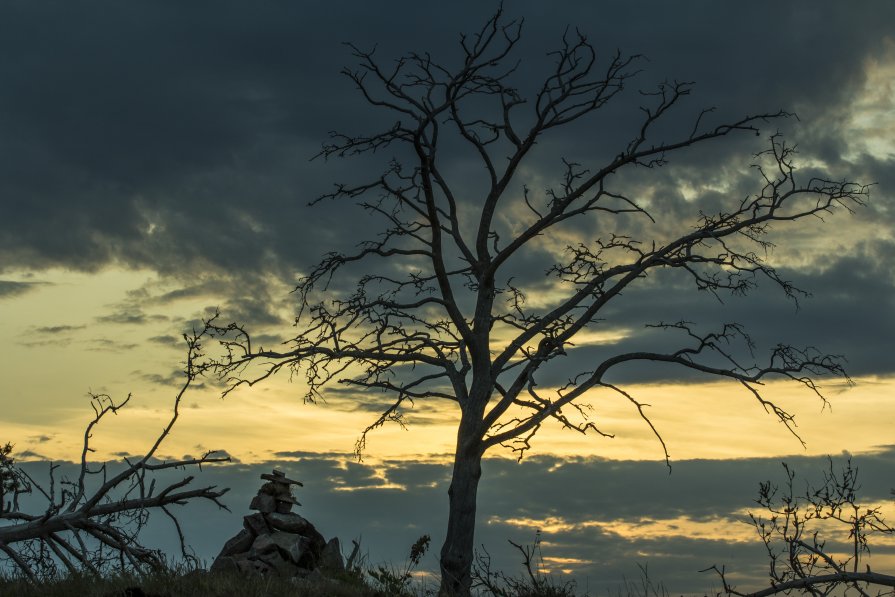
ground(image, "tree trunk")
xmin=439 ymin=432 xmax=484 ymax=596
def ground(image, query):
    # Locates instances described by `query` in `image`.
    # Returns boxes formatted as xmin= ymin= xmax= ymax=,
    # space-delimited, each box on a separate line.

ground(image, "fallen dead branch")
xmin=0 ymin=317 xmax=230 ymax=580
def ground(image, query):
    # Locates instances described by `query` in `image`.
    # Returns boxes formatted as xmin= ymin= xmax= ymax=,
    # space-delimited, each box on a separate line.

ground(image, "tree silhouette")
xmin=708 ymin=458 xmax=895 ymax=596
xmin=207 ymin=7 xmax=869 ymax=595
xmin=0 ymin=320 xmax=229 ymax=580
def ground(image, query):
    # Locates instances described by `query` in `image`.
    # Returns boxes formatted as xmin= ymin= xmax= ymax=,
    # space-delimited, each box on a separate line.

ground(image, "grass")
xmin=0 ymin=566 xmax=593 ymax=597
xmin=0 ymin=567 xmax=395 ymax=597
xmin=0 ymin=565 xmax=670 ymax=597
xmin=0 ymin=537 xmax=433 ymax=597
xmin=0 ymin=536 xmax=668 ymax=597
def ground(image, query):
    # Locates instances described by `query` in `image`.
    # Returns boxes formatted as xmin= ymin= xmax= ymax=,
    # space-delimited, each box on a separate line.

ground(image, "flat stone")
xmin=250 ymin=493 xmax=277 ymax=513
xmin=265 ymin=512 xmax=314 ymax=534
xmin=258 ymin=481 xmax=295 ymax=499
xmin=214 ymin=529 xmax=254 ymax=559
xmin=260 ymin=470 xmax=303 ymax=486
xmin=243 ymin=512 xmax=270 ymax=536
xmin=275 ymin=500 xmax=293 ymax=514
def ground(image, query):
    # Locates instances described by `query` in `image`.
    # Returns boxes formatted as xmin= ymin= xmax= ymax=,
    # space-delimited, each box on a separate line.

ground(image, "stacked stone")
xmin=251 ymin=469 xmax=303 ymax=514
xmin=210 ymin=469 xmax=343 ymax=577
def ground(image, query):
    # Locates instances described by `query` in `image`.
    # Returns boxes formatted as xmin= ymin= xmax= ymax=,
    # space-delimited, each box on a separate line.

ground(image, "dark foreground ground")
xmin=0 ymin=565 xmax=676 ymax=597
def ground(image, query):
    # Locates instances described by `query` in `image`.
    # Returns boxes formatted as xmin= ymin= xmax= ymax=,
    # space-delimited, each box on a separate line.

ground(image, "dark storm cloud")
xmin=0 ymin=0 xmax=486 ymax=278
xmin=2 ymin=2 xmax=894 ymax=411
xmin=15 ymin=447 xmax=894 ymax=592
xmin=1 ymin=1 xmax=891 ymax=276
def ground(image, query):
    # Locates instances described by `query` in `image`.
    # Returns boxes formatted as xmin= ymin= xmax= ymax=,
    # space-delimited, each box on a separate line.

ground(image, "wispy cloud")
xmin=0 ymin=280 xmax=45 ymax=299
xmin=96 ymin=309 xmax=168 ymax=325
xmin=32 ymin=324 xmax=86 ymax=334
xmin=87 ymin=338 xmax=140 ymax=352
xmin=146 ymin=334 xmax=181 ymax=347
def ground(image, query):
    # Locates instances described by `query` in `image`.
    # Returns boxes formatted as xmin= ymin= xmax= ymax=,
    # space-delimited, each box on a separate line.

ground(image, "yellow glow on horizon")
xmin=489 ymin=513 xmax=756 ymax=544
xmin=3 ymin=267 xmax=895 ymax=467
xmin=479 ymin=376 xmax=895 ymax=462
xmin=7 ymin=335 xmax=895 ymax=465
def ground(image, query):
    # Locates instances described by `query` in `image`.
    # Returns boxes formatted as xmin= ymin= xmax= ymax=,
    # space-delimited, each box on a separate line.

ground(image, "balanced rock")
xmin=209 ymin=469 xmax=342 ymax=578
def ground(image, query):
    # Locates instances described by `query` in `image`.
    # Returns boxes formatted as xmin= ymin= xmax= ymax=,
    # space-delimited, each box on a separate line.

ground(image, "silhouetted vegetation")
xmin=473 ymin=532 xmax=589 ymax=597
xmin=707 ymin=458 xmax=895 ymax=596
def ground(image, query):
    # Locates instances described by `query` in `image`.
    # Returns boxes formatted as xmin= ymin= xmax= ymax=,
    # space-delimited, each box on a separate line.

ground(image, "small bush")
xmin=473 ymin=531 xmax=581 ymax=597
xmin=367 ymin=534 xmax=431 ymax=596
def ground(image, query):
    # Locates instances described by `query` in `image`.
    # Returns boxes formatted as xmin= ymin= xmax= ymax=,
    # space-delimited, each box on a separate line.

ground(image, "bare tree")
xmin=205 ymin=8 xmax=869 ymax=595
xmin=0 ymin=319 xmax=230 ymax=581
xmin=707 ymin=458 xmax=895 ymax=597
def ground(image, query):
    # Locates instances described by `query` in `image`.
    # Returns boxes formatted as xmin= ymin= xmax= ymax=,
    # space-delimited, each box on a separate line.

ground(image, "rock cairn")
xmin=210 ymin=469 xmax=344 ymax=577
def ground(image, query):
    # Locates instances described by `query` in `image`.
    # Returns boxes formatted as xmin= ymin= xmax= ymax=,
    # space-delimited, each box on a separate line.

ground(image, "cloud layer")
xmin=2 ymin=2 xmax=892 ymax=384
xmin=14 ymin=448 xmax=895 ymax=592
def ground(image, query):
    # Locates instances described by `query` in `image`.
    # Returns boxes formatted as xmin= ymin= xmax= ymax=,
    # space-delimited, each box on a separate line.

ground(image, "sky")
xmin=1 ymin=1 xmax=894 ymax=593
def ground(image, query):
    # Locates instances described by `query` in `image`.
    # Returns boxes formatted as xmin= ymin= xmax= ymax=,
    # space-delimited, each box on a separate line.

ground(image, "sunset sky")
xmin=2 ymin=1 xmax=894 ymax=592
